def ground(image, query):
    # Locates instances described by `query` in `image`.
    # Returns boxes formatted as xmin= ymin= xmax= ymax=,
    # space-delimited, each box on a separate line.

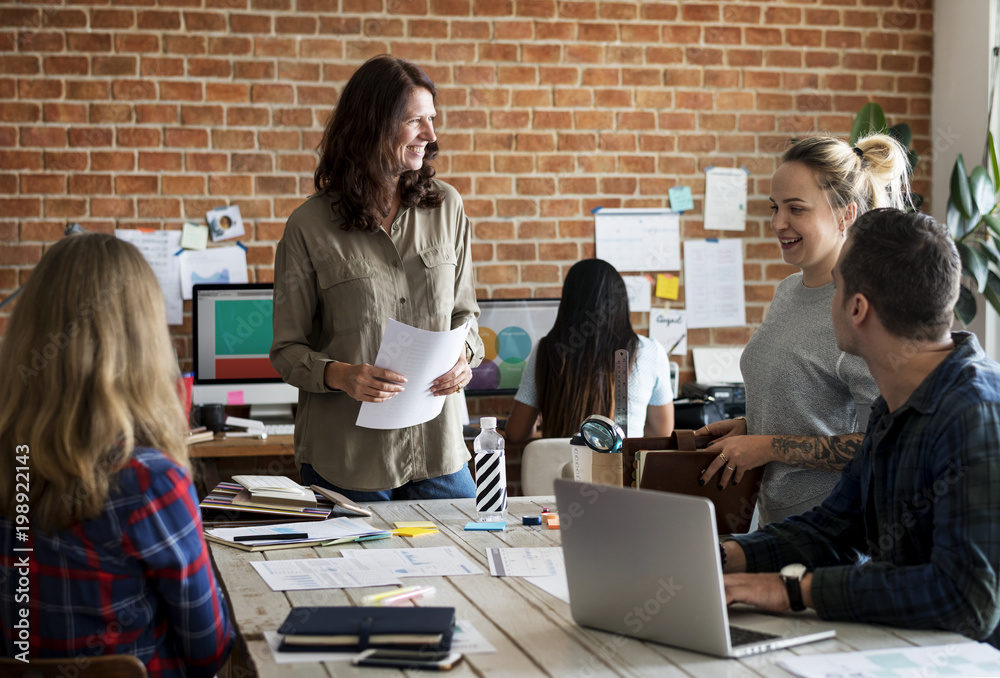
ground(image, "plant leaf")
xmin=851 ymin=103 xmax=886 ymax=145
xmin=950 ymin=154 xmax=973 ymax=220
xmin=947 ymin=200 xmax=965 ymax=239
xmin=989 ymin=131 xmax=999 ymax=193
xmin=980 ymin=238 xmax=1000 ymax=265
xmin=906 ymin=148 xmax=919 ymax=175
xmin=955 ymin=284 xmax=977 ymax=326
xmin=984 ymin=214 xmax=1000 ymax=240
xmin=889 ymin=122 xmax=912 ymax=149
xmin=985 ymin=271 xmax=1000 ymax=318
xmin=958 ymin=242 xmax=989 ymax=292
xmin=970 ymin=166 xmax=996 ymax=216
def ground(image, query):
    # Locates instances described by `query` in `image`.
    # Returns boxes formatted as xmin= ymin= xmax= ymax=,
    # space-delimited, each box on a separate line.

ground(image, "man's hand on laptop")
xmin=724 ymin=572 xmax=814 ymax=613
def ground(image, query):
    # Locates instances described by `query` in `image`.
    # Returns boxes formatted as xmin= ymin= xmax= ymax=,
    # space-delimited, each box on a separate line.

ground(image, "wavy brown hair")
xmin=314 ymin=55 xmax=444 ymax=232
xmin=535 ymin=259 xmax=638 ymax=438
xmin=0 ymin=233 xmax=188 ymax=532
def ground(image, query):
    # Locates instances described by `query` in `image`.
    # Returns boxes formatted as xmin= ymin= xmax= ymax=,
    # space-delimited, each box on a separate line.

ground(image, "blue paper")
xmin=465 ymin=521 xmax=506 ymax=531
xmin=668 ymin=186 xmax=694 ymax=212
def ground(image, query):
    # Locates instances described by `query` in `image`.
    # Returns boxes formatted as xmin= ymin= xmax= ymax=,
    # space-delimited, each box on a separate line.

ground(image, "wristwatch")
xmin=780 ymin=563 xmax=808 ymax=611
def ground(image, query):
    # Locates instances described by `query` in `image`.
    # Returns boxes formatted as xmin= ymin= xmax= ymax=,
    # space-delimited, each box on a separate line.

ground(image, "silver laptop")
xmin=554 ymin=479 xmax=836 ymax=658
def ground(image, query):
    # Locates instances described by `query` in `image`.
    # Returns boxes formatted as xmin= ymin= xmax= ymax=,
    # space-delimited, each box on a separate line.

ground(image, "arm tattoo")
xmin=770 ymin=433 xmax=864 ymax=471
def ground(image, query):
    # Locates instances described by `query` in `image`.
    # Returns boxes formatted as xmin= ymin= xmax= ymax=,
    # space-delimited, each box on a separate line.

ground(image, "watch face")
xmin=781 ymin=563 xmax=808 ymax=579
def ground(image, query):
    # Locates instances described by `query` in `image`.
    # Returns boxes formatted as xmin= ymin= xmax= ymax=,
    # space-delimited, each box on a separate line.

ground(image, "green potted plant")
xmin=851 ymin=102 xmax=1000 ymax=324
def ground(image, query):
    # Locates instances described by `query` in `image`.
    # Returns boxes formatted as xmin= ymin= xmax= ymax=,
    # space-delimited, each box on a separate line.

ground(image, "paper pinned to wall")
xmin=649 ymin=309 xmax=687 ymax=355
xmin=622 ymin=275 xmax=651 ymax=312
xmin=177 ymin=245 xmax=249 ymax=300
xmin=115 ymin=229 xmax=183 ymax=326
xmin=594 ymin=208 xmax=680 ymax=272
xmin=703 ymin=166 xmax=748 ymax=231
xmin=683 ymin=239 xmax=746 ymax=329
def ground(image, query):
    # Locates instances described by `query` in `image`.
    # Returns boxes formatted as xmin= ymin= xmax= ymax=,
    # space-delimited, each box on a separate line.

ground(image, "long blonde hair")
xmin=0 ymin=233 xmax=188 ymax=532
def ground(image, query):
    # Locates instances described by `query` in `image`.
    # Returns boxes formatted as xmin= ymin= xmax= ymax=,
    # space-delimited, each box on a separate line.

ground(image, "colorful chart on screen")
xmin=467 ymin=299 xmax=559 ymax=395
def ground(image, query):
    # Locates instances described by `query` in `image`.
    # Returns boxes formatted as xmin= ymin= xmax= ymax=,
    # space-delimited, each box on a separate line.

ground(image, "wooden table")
xmin=210 ymin=496 xmax=966 ymax=677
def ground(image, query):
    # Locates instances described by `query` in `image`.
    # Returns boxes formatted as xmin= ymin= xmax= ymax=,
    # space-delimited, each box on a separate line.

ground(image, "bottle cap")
xmin=480 ymin=416 xmax=497 ymax=429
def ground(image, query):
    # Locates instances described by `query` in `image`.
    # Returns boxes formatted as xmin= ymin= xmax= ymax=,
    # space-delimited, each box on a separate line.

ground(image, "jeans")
xmin=300 ymin=463 xmax=476 ymax=502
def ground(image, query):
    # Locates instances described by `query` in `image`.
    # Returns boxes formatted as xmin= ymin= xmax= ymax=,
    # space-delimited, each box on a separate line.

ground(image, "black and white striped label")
xmin=475 ymin=451 xmax=508 ymax=514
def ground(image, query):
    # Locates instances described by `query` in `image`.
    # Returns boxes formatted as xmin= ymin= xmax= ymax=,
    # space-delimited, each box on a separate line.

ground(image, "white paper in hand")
xmin=356 ymin=318 xmax=471 ymax=430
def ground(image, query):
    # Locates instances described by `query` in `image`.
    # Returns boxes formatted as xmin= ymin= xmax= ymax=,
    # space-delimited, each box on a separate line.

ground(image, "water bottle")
xmin=474 ymin=416 xmax=507 ymax=521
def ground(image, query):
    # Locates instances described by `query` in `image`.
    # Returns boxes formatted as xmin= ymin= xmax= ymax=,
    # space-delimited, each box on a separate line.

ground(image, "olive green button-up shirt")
xmin=270 ymin=180 xmax=484 ymax=491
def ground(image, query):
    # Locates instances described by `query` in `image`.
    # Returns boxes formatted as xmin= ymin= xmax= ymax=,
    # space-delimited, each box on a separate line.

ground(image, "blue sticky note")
xmin=668 ymin=186 xmax=694 ymax=212
xmin=465 ymin=521 xmax=506 ymax=531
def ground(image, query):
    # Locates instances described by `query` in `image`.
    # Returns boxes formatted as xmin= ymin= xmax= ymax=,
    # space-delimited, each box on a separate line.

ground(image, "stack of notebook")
xmin=277 ymin=606 xmax=456 ymax=652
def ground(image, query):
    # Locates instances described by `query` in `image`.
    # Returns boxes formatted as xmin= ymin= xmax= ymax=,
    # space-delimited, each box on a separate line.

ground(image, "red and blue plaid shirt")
xmin=2 ymin=447 xmax=234 ymax=677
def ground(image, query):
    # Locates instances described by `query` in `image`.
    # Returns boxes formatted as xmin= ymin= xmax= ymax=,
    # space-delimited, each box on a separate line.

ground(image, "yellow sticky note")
xmin=655 ymin=274 xmax=679 ymax=300
xmin=393 ymin=521 xmax=436 ymax=529
xmin=180 ymin=222 xmax=209 ymax=250
xmin=393 ymin=527 xmax=439 ymax=537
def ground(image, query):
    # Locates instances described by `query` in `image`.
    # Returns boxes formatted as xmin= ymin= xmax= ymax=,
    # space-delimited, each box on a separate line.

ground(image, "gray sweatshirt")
xmin=740 ymin=273 xmax=878 ymax=524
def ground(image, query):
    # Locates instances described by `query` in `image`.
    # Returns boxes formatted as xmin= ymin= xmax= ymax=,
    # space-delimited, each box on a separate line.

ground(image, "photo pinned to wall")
xmin=206 ymin=204 xmax=245 ymax=242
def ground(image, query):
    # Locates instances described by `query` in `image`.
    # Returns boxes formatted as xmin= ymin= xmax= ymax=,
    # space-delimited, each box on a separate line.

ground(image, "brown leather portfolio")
xmin=621 ymin=429 xmax=762 ymax=535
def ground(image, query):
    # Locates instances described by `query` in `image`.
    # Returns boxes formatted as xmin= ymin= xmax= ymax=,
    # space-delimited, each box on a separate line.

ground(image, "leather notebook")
xmin=277 ymin=606 xmax=455 ymax=652
xmin=622 ymin=430 xmax=763 ymax=535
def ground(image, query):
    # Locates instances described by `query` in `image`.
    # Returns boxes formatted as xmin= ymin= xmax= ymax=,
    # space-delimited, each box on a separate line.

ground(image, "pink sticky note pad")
xmin=226 ymin=391 xmax=245 ymax=406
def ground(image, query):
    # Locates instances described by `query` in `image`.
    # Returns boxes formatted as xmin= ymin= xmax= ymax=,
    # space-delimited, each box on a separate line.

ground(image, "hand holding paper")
xmin=357 ymin=319 xmax=471 ymax=430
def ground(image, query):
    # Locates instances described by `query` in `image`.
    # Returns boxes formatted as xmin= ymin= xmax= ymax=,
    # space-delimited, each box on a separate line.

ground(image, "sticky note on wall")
xmin=655 ymin=274 xmax=679 ymax=300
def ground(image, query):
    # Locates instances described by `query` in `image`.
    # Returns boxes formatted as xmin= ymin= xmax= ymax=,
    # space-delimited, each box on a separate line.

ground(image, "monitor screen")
xmin=191 ymin=283 xmax=297 ymax=418
xmin=467 ymin=298 xmax=560 ymax=396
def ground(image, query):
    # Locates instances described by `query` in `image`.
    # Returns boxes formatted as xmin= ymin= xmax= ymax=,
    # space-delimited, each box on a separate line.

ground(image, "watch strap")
xmin=782 ymin=572 xmax=806 ymax=611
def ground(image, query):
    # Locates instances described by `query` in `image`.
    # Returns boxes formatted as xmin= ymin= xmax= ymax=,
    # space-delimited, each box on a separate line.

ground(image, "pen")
xmin=667 ymin=332 xmax=686 ymax=354
xmin=233 ymin=532 xmax=310 ymax=542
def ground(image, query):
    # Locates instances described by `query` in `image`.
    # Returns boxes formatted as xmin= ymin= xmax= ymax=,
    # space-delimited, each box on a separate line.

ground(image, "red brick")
xmin=160 ymin=81 xmax=203 ymax=101
xmin=19 ymin=79 xmax=61 ymax=99
xmin=137 ymin=10 xmax=181 ymax=30
xmin=1 ymin=56 xmax=41 ymax=75
xmin=92 ymin=10 xmax=135 ymax=29
xmin=805 ymin=51 xmax=839 ymax=69
xmin=1 ymin=103 xmax=40 ymax=123
xmin=165 ymin=35 xmax=206 ymax=55
xmin=209 ymin=37 xmax=252 ymax=56
xmin=0 ymin=242 xmax=43 ymax=262
xmin=0 ymin=8 xmax=40 ymax=28
xmin=826 ymin=30 xmax=862 ymax=49
xmin=116 ymin=34 xmax=161 ymax=54
xmin=0 ymin=151 xmax=42 ymax=171
xmin=68 ymin=174 xmax=112 ymax=195
xmin=18 ymin=32 xmax=64 ymax=52
xmin=745 ymin=27 xmax=782 ymax=45
xmin=705 ymin=69 xmax=738 ymax=88
xmin=165 ymin=128 xmax=208 ymax=148
xmin=21 ymin=174 xmax=65 ymax=194
xmin=136 ymin=198 xmax=181 ymax=218
xmin=111 ymin=80 xmax=156 ymax=100
xmin=117 ymin=128 xmax=162 ymax=147
xmin=186 ymin=58 xmax=229 ymax=78
xmin=89 ymin=198 xmax=133 ymax=218
xmin=116 ymin=175 xmax=159 ymax=194
xmin=186 ymin=153 xmax=228 ymax=172
xmin=132 ymin=104 xmax=174 ymax=125
xmin=20 ymin=126 xmax=66 ymax=148
xmin=496 ymin=199 xmax=538 ymax=217
xmin=214 ymin=129 xmax=256 ymax=149
xmin=184 ymin=11 xmax=226 ymax=31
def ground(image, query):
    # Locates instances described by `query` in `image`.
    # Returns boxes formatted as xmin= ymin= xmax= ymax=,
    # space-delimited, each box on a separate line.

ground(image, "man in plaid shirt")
xmin=721 ymin=208 xmax=1000 ymax=646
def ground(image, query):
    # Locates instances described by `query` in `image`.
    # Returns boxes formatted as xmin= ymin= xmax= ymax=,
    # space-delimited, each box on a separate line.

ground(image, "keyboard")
xmin=730 ymin=625 xmax=780 ymax=647
xmin=263 ymin=423 xmax=295 ymax=436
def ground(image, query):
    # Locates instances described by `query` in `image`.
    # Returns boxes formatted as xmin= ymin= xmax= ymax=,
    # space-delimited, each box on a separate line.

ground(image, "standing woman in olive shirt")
xmin=270 ymin=55 xmax=485 ymax=501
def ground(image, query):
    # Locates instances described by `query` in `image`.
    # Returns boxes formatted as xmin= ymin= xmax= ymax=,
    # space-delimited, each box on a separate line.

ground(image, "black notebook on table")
xmin=277 ymin=606 xmax=456 ymax=652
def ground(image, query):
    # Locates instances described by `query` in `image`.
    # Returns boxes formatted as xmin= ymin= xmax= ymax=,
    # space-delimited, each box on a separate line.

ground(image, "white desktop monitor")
xmin=191 ymin=283 xmax=297 ymax=422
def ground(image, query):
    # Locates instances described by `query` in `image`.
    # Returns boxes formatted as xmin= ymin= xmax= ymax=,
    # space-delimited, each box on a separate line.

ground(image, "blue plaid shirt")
xmin=732 ymin=332 xmax=1000 ymax=645
xmin=1 ymin=447 xmax=234 ymax=676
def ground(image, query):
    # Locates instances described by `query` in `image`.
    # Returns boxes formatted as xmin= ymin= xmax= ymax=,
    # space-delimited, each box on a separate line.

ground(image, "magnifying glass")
xmin=580 ymin=414 xmax=626 ymax=453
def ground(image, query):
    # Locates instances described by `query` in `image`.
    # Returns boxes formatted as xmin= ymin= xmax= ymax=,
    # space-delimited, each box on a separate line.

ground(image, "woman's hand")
xmin=324 ymin=362 xmax=406 ymax=402
xmin=430 ymin=347 xmax=472 ymax=396
xmin=695 ymin=418 xmax=776 ymax=489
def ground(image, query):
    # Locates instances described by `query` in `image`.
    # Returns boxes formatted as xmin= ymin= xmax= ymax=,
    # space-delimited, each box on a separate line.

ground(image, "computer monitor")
xmin=467 ymin=298 xmax=560 ymax=396
xmin=191 ymin=283 xmax=297 ymax=422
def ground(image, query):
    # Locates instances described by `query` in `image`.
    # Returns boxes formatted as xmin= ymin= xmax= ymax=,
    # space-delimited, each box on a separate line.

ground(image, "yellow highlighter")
xmin=361 ymin=585 xmax=436 ymax=606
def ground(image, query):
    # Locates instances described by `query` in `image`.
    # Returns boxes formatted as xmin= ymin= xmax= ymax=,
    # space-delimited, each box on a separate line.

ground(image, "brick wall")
xmin=0 ymin=0 xmax=934 ymax=417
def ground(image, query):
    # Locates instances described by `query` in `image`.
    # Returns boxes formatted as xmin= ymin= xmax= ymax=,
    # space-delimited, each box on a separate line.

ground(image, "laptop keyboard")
xmin=730 ymin=625 xmax=781 ymax=647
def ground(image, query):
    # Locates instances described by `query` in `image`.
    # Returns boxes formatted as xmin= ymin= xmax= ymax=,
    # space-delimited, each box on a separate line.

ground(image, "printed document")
xmin=683 ymin=239 xmax=746 ymax=329
xmin=357 ymin=319 xmax=471 ymax=430
xmin=704 ymin=167 xmax=748 ymax=231
xmin=115 ymin=229 xmax=183 ymax=325
xmin=340 ymin=546 xmax=482 ymax=577
xmin=778 ymin=642 xmax=1000 ymax=678
xmin=250 ymin=558 xmax=401 ymax=591
xmin=594 ymin=208 xmax=681 ymax=272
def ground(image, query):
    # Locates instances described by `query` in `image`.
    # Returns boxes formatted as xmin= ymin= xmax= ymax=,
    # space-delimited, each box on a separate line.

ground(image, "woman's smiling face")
xmin=395 ymin=87 xmax=436 ymax=173
xmin=769 ymin=160 xmax=854 ymax=287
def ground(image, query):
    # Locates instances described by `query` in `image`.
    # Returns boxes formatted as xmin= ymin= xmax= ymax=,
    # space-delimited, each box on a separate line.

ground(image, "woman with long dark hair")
xmin=505 ymin=259 xmax=674 ymax=442
xmin=271 ymin=55 xmax=484 ymax=501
